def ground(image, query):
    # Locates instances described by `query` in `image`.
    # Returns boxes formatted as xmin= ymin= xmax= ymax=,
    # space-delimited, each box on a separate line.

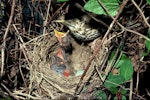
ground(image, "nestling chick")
xmin=54 ymin=29 xmax=72 ymax=52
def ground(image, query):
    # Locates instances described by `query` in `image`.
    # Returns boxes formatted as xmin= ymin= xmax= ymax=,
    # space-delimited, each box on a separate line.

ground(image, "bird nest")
xmin=21 ymin=31 xmax=106 ymax=99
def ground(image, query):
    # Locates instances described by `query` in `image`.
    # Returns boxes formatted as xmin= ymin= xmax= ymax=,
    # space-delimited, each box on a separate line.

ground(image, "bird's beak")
xmin=54 ymin=19 xmax=71 ymax=28
xmin=54 ymin=19 xmax=65 ymax=23
xmin=54 ymin=29 xmax=66 ymax=45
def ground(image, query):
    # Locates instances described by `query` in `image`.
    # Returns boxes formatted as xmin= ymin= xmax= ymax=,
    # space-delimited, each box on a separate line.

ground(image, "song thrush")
xmin=54 ymin=18 xmax=101 ymax=41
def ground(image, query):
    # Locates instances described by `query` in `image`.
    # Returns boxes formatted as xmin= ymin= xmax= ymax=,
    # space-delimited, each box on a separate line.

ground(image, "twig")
xmin=22 ymin=32 xmax=51 ymax=46
xmin=146 ymin=89 xmax=150 ymax=97
xmin=13 ymin=91 xmax=42 ymax=99
xmin=12 ymin=24 xmax=32 ymax=72
xmin=135 ymin=71 xmax=140 ymax=93
xmin=74 ymin=3 xmax=109 ymax=28
xmin=98 ymin=0 xmax=150 ymax=41
xmin=46 ymin=2 xmax=66 ymax=26
xmin=1 ymin=0 xmax=15 ymax=77
xmin=97 ymin=0 xmax=113 ymax=17
xmin=124 ymin=27 xmax=150 ymax=41
xmin=51 ymin=2 xmax=66 ymax=20
xmin=19 ymin=50 xmax=27 ymax=88
xmin=12 ymin=24 xmax=25 ymax=45
xmin=12 ymin=23 xmax=30 ymax=90
xmin=129 ymin=78 xmax=133 ymax=100
xmin=95 ymin=66 xmax=104 ymax=82
xmin=103 ymin=49 xmax=119 ymax=81
xmin=104 ymin=23 xmax=125 ymax=45
xmin=95 ymin=47 xmax=113 ymax=82
xmin=100 ymin=46 xmax=113 ymax=71
xmin=43 ymin=0 xmax=51 ymax=34
xmin=1 ymin=83 xmax=19 ymax=100
xmin=97 ymin=0 xmax=150 ymax=41
xmin=131 ymin=0 xmax=150 ymax=28
xmin=16 ymin=32 xmax=34 ymax=93
xmin=74 ymin=0 xmax=128 ymax=95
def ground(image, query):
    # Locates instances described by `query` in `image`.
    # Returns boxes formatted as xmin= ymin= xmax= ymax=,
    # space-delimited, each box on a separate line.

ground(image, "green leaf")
xmin=108 ymin=51 xmax=116 ymax=65
xmin=57 ymin=0 xmax=68 ymax=2
xmin=120 ymin=59 xmax=134 ymax=81
xmin=0 ymin=96 xmax=12 ymax=100
xmin=142 ymin=50 xmax=150 ymax=56
xmin=121 ymin=89 xmax=128 ymax=95
xmin=116 ymin=54 xmax=128 ymax=68
xmin=84 ymin=0 xmax=120 ymax=16
xmin=110 ymin=87 xmax=127 ymax=95
xmin=143 ymin=28 xmax=150 ymax=56
xmin=145 ymin=29 xmax=150 ymax=51
xmin=109 ymin=51 xmax=116 ymax=60
xmin=114 ymin=95 xmax=127 ymax=100
xmin=109 ymin=87 xmax=128 ymax=95
xmin=145 ymin=39 xmax=150 ymax=51
xmin=122 ymin=96 xmax=127 ymax=100
xmin=120 ymin=54 xmax=128 ymax=59
xmin=109 ymin=87 xmax=118 ymax=94
xmin=104 ymin=73 xmax=125 ymax=89
xmin=93 ymin=90 xmax=107 ymax=99
xmin=145 ymin=40 xmax=150 ymax=51
xmin=146 ymin=0 xmax=150 ymax=5
xmin=117 ymin=0 xmax=122 ymax=3
xmin=114 ymin=54 xmax=134 ymax=81
xmin=147 ymin=28 xmax=150 ymax=37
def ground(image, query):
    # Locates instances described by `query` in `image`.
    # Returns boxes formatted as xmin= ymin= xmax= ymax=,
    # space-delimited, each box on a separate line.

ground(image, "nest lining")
xmin=21 ymin=32 xmax=105 ymax=99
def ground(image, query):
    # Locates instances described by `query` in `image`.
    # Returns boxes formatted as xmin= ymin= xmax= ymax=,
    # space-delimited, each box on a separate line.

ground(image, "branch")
xmin=131 ymin=0 xmax=150 ymax=28
xmin=74 ymin=0 xmax=128 ymax=95
xmin=1 ymin=0 xmax=15 ymax=76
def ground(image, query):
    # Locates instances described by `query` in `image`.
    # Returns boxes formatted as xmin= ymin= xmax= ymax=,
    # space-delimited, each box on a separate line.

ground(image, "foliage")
xmin=0 ymin=96 xmax=12 ymax=100
xmin=84 ymin=0 xmax=120 ymax=16
xmin=114 ymin=95 xmax=127 ymax=100
xmin=57 ymin=0 xmax=68 ymax=2
xmin=93 ymin=90 xmax=107 ymax=99
xmin=146 ymin=0 xmax=150 ymax=5
xmin=57 ymin=0 xmax=120 ymax=16
xmin=143 ymin=28 xmax=150 ymax=56
xmin=104 ymin=52 xmax=134 ymax=99
xmin=104 ymin=73 xmax=125 ymax=88
xmin=116 ymin=54 xmax=134 ymax=81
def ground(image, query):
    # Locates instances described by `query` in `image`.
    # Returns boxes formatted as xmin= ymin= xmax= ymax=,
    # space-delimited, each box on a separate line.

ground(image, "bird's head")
xmin=54 ymin=19 xmax=85 ymax=31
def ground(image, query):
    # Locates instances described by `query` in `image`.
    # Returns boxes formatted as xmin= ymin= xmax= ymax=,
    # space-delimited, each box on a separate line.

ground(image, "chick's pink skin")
xmin=56 ymin=48 xmax=65 ymax=61
xmin=63 ymin=69 xmax=70 ymax=77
